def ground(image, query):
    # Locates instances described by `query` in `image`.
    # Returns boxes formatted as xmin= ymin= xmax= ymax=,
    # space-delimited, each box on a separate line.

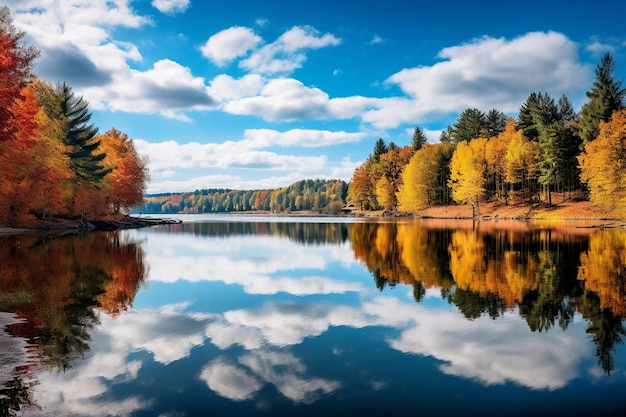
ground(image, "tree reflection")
xmin=0 ymin=231 xmax=147 ymax=415
xmin=160 ymin=221 xmax=350 ymax=246
xmin=349 ymin=220 xmax=626 ymax=374
xmin=578 ymin=229 xmax=626 ymax=374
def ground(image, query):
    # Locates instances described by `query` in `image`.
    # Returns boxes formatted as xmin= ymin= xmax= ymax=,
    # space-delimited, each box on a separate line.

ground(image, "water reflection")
xmin=349 ymin=220 xmax=626 ymax=375
xmin=0 ymin=231 xmax=148 ymax=415
xmin=0 ymin=219 xmax=624 ymax=416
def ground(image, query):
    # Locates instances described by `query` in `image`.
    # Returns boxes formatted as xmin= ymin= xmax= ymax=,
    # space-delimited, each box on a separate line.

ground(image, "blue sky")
xmin=7 ymin=0 xmax=626 ymax=194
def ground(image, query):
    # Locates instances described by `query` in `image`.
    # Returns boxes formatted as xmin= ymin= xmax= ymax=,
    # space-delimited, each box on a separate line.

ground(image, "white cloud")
xmin=152 ymin=0 xmax=190 ymax=15
xmin=12 ymin=1 xmax=219 ymax=119
xmin=207 ymin=74 xmax=264 ymax=102
xmin=240 ymin=25 xmax=340 ymax=74
xmin=134 ymin=138 xmax=327 ymax=172
xmin=365 ymin=31 xmax=590 ymax=128
xmin=242 ymin=128 xmax=367 ymax=148
xmin=83 ymin=59 xmax=216 ymax=119
xmin=370 ymin=35 xmax=384 ymax=45
xmin=586 ymin=37 xmax=616 ymax=56
xmin=201 ymin=27 xmax=263 ymax=66
xmin=223 ymin=78 xmax=331 ymax=120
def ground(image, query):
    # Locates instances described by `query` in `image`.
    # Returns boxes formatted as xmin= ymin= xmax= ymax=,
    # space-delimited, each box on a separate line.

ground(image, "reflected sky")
xmin=2 ymin=219 xmax=625 ymax=416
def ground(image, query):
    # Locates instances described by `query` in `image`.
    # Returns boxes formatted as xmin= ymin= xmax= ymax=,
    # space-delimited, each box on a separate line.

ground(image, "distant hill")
xmin=140 ymin=179 xmax=348 ymax=214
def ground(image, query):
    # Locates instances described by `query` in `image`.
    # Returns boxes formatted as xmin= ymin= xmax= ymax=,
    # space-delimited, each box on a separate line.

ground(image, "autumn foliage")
xmin=0 ymin=8 xmax=149 ymax=227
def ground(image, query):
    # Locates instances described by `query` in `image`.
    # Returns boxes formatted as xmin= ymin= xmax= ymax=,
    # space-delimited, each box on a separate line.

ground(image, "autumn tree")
xmin=397 ymin=143 xmax=454 ymax=212
xmin=449 ymin=138 xmax=487 ymax=216
xmin=0 ymin=6 xmax=39 ymax=144
xmin=98 ymin=128 xmax=150 ymax=215
xmin=373 ymin=146 xmax=413 ymax=211
xmin=0 ymin=86 xmax=40 ymax=224
xmin=505 ymin=129 xmax=540 ymax=201
xmin=578 ymin=110 xmax=626 ymax=217
xmin=485 ymin=119 xmax=516 ymax=202
xmin=579 ymin=53 xmax=625 ymax=146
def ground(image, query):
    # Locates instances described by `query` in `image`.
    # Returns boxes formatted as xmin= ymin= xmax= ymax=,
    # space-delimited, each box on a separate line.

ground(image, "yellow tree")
xmin=578 ymin=110 xmax=626 ymax=217
xmin=449 ymin=138 xmax=487 ymax=217
xmin=485 ymin=119 xmax=517 ymax=203
xmin=373 ymin=146 xmax=413 ymax=211
xmin=505 ymin=132 xmax=540 ymax=201
xmin=397 ymin=144 xmax=441 ymax=212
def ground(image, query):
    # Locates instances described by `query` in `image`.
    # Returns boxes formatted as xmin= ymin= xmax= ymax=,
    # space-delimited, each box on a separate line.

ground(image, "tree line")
xmin=349 ymin=53 xmax=626 ymax=217
xmin=142 ymin=178 xmax=348 ymax=214
xmin=0 ymin=7 xmax=148 ymax=227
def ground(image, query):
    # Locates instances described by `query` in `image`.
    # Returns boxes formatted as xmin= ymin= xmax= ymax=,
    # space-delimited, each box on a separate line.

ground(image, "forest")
xmin=142 ymin=179 xmax=348 ymax=214
xmin=349 ymin=53 xmax=626 ymax=218
xmin=0 ymin=7 xmax=148 ymax=228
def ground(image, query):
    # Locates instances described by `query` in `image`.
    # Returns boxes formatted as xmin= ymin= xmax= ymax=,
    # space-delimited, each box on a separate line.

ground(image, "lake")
xmin=1 ymin=214 xmax=624 ymax=416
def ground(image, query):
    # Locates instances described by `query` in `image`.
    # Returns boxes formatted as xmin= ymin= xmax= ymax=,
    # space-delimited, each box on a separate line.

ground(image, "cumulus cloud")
xmin=242 ymin=128 xmax=367 ymax=148
xmin=83 ymin=59 xmax=216 ymax=119
xmin=11 ymin=1 xmax=220 ymax=119
xmin=201 ymin=27 xmax=263 ymax=66
xmin=240 ymin=25 xmax=341 ymax=74
xmin=152 ymin=0 xmax=190 ymax=15
xmin=134 ymin=138 xmax=327 ymax=172
xmin=224 ymin=78 xmax=345 ymax=121
xmin=365 ymin=31 xmax=590 ymax=128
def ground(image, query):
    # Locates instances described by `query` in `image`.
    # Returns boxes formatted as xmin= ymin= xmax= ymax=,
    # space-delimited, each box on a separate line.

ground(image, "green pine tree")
xmin=579 ymin=53 xmax=625 ymax=146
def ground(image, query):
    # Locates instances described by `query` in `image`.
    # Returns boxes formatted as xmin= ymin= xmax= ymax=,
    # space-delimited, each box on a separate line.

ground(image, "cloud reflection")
xmin=142 ymin=232 xmax=363 ymax=296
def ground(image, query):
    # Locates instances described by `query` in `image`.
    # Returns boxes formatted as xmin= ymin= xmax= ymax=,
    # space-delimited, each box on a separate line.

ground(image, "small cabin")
xmin=341 ymin=203 xmax=357 ymax=215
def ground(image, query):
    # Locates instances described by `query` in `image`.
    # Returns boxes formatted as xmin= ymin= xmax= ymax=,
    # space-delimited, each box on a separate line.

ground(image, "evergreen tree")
xmin=517 ymin=92 xmax=559 ymax=141
xmin=538 ymin=122 xmax=581 ymax=203
xmin=484 ymin=108 xmax=507 ymax=138
xmin=371 ymin=138 xmax=388 ymax=162
xmin=55 ymin=83 xmax=110 ymax=186
xmin=450 ymin=108 xmax=486 ymax=144
xmin=439 ymin=126 xmax=453 ymax=144
xmin=579 ymin=53 xmax=626 ymax=146
xmin=557 ymin=95 xmax=576 ymax=125
xmin=411 ymin=126 xmax=428 ymax=151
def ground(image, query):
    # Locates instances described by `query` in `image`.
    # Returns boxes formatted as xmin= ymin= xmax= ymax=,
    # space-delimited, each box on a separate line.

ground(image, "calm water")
xmin=1 ymin=215 xmax=625 ymax=416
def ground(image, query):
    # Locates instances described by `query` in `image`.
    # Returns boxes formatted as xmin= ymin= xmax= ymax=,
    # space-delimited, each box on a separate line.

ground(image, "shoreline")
xmin=1 ymin=200 xmax=623 ymax=236
xmin=0 ymin=216 xmax=182 ymax=236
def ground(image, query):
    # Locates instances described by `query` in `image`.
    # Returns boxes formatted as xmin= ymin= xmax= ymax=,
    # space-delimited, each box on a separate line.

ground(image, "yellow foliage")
xmin=449 ymin=138 xmax=487 ymax=206
xmin=578 ymin=110 xmax=626 ymax=217
xmin=578 ymin=229 xmax=626 ymax=316
xmin=505 ymin=132 xmax=539 ymax=185
xmin=397 ymin=144 xmax=438 ymax=212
